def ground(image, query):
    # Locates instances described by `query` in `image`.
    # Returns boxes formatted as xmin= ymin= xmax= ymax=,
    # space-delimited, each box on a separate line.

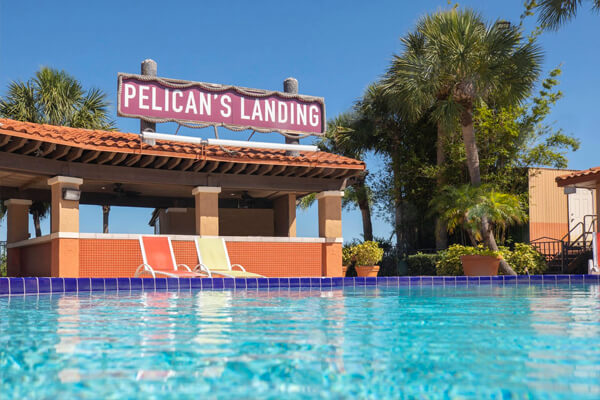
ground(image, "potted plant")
xmin=459 ymin=247 xmax=502 ymax=276
xmin=353 ymin=241 xmax=384 ymax=277
xmin=342 ymin=245 xmax=354 ymax=277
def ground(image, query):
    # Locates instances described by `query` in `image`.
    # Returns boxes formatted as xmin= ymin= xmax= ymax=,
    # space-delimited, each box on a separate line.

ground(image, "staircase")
xmin=531 ymin=215 xmax=597 ymax=274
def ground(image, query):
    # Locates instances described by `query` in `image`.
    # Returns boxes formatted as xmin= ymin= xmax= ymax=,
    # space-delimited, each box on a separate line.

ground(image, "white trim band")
xmin=316 ymin=190 xmax=345 ymax=199
xmin=192 ymin=186 xmax=221 ymax=195
xmin=47 ymin=176 xmax=84 ymax=186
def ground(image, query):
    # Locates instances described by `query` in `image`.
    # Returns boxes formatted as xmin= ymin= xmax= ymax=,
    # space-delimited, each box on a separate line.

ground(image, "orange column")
xmin=4 ymin=199 xmax=32 ymax=276
xmin=192 ymin=186 xmax=220 ymax=236
xmin=273 ymin=193 xmax=297 ymax=237
xmin=317 ymin=191 xmax=344 ymax=277
xmin=48 ymin=176 xmax=82 ymax=277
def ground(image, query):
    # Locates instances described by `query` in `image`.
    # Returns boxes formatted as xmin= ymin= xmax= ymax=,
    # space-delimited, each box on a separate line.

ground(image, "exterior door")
xmin=568 ymin=188 xmax=594 ymax=243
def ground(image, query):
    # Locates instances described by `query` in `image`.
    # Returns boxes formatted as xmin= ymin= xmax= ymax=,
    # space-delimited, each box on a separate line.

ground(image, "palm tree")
xmin=430 ymin=184 xmax=528 ymax=248
xmin=0 ymin=67 xmax=115 ymax=235
xmin=299 ymin=113 xmax=374 ymax=241
xmin=530 ymin=0 xmax=600 ymax=30
xmin=383 ymin=9 xmax=543 ymax=275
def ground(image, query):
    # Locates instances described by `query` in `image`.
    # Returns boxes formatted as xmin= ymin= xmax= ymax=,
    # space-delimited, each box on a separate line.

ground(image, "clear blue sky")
xmin=1 ymin=0 xmax=599 ymax=242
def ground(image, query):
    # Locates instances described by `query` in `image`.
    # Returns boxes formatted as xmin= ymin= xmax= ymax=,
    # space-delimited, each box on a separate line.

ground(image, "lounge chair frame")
xmin=589 ymin=233 xmax=599 ymax=274
xmin=135 ymin=236 xmax=211 ymax=278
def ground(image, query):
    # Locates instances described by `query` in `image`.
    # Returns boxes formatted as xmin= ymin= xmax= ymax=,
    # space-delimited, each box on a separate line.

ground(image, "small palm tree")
xmin=0 ymin=67 xmax=115 ymax=236
xmin=431 ymin=185 xmax=527 ymax=250
xmin=530 ymin=0 xmax=600 ymax=30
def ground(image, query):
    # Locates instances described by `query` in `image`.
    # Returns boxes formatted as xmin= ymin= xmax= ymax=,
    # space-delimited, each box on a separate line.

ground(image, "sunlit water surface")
xmin=1 ymin=284 xmax=600 ymax=399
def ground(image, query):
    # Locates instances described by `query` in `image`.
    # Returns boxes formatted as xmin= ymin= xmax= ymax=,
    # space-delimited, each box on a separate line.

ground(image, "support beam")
xmin=21 ymin=140 xmax=42 ymax=155
xmin=4 ymin=138 xmax=27 ymax=153
xmin=192 ymin=186 xmax=220 ymax=236
xmin=273 ymin=193 xmax=296 ymax=237
xmin=317 ymin=190 xmax=343 ymax=239
xmin=4 ymin=199 xmax=32 ymax=277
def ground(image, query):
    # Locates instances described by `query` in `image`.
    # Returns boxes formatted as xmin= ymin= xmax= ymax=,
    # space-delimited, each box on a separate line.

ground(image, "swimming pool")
xmin=1 ymin=278 xmax=600 ymax=399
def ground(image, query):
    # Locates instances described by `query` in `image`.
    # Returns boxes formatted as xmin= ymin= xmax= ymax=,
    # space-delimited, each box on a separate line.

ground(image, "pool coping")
xmin=0 ymin=275 xmax=599 ymax=296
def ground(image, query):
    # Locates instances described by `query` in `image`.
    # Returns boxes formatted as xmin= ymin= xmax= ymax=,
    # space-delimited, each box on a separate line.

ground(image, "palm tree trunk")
xmin=33 ymin=210 xmax=42 ymax=237
xmin=359 ymin=203 xmax=373 ymax=242
xmin=102 ymin=205 xmax=110 ymax=234
xmin=461 ymin=108 xmax=516 ymax=275
xmin=435 ymin=122 xmax=448 ymax=250
xmin=353 ymin=173 xmax=373 ymax=242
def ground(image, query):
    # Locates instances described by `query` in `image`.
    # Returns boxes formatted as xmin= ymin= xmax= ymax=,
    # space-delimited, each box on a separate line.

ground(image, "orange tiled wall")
xmin=78 ymin=239 xmax=326 ymax=277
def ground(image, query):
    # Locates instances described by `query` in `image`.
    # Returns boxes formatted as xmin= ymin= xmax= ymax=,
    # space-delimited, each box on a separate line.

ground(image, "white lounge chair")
xmin=589 ymin=233 xmax=600 ymax=274
xmin=193 ymin=237 xmax=264 ymax=278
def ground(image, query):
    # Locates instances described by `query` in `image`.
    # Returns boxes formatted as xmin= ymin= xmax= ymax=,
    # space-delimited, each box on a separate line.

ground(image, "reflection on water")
xmin=1 ymin=284 xmax=599 ymax=399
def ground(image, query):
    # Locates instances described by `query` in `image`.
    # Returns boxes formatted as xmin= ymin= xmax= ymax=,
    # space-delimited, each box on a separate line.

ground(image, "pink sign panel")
xmin=117 ymin=74 xmax=325 ymax=135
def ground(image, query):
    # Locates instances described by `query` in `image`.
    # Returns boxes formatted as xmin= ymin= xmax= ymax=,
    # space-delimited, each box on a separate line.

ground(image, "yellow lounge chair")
xmin=193 ymin=237 xmax=264 ymax=278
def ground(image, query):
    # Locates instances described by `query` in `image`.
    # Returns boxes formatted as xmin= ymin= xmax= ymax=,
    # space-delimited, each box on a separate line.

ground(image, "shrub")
xmin=0 ymin=253 xmax=6 ymax=277
xmin=504 ymin=243 xmax=547 ymax=275
xmin=353 ymin=241 xmax=384 ymax=266
xmin=342 ymin=245 xmax=354 ymax=266
xmin=436 ymin=244 xmax=501 ymax=276
xmin=407 ymin=253 xmax=441 ymax=276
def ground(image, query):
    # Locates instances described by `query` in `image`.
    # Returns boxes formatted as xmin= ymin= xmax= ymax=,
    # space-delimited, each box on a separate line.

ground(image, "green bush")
xmin=407 ymin=253 xmax=441 ymax=276
xmin=345 ymin=241 xmax=384 ymax=266
xmin=504 ymin=243 xmax=547 ymax=275
xmin=436 ymin=244 xmax=501 ymax=276
xmin=0 ymin=253 xmax=6 ymax=277
xmin=342 ymin=245 xmax=354 ymax=266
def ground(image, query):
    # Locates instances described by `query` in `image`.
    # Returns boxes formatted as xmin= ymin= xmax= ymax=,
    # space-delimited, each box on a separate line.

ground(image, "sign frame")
xmin=117 ymin=73 xmax=326 ymax=136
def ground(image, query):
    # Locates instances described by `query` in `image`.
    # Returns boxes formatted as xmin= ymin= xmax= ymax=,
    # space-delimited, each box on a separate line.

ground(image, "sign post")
xmin=283 ymin=77 xmax=299 ymax=156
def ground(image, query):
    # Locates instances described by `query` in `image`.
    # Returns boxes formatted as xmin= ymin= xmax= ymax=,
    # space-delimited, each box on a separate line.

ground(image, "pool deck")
xmin=1 ymin=275 xmax=599 ymax=296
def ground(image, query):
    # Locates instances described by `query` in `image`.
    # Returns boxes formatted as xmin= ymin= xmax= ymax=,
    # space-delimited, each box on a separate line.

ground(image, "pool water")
xmin=1 ymin=284 xmax=600 ymax=399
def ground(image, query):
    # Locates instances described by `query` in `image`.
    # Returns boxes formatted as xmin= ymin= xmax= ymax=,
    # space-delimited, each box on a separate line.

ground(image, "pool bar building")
xmin=0 ymin=118 xmax=364 ymax=278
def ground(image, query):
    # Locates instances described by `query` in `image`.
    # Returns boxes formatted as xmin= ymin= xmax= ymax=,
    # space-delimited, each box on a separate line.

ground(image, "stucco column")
xmin=48 ymin=176 xmax=82 ymax=277
xmin=192 ymin=186 xmax=221 ymax=236
xmin=5 ymin=199 xmax=32 ymax=277
xmin=317 ymin=191 xmax=344 ymax=277
xmin=274 ymin=193 xmax=297 ymax=237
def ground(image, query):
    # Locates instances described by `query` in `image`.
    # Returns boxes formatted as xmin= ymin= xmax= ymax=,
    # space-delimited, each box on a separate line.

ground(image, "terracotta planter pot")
xmin=355 ymin=265 xmax=380 ymax=277
xmin=460 ymin=255 xmax=501 ymax=276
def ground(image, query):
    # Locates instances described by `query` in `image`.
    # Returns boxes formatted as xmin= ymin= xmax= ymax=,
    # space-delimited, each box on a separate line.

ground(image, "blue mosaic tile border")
xmin=0 ymin=275 xmax=598 ymax=296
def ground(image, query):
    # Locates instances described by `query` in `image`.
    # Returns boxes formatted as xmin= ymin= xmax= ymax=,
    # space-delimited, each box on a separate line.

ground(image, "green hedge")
xmin=407 ymin=253 xmax=441 ymax=276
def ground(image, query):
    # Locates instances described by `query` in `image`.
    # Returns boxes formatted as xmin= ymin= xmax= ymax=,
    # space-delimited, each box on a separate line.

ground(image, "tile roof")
xmin=0 ymin=118 xmax=365 ymax=170
xmin=556 ymin=167 xmax=600 ymax=185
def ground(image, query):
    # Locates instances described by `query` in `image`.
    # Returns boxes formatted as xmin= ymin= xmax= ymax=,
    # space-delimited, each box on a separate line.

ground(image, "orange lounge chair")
xmin=134 ymin=236 xmax=211 ymax=278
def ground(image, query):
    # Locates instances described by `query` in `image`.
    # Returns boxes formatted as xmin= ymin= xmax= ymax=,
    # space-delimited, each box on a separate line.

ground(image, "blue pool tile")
xmin=289 ymin=278 xmax=300 ymax=287
xmin=530 ymin=275 xmax=543 ymax=283
xmin=154 ymin=278 xmax=167 ymax=290
xmin=310 ymin=278 xmax=321 ymax=288
xmin=322 ymin=277 xmax=332 ymax=287
xmin=141 ymin=278 xmax=155 ymax=291
xmin=398 ymin=277 xmax=410 ymax=286
xmin=256 ymin=278 xmax=268 ymax=288
xmin=78 ymin=278 xmax=91 ymax=292
xmin=543 ymin=275 xmax=557 ymax=285
xmin=421 ymin=276 xmax=433 ymax=285
xmin=365 ymin=277 xmax=376 ymax=286
xmin=299 ymin=278 xmax=311 ymax=288
xmin=408 ymin=277 xmax=421 ymax=285
xmin=213 ymin=278 xmax=225 ymax=289
xmin=570 ymin=274 xmax=584 ymax=282
xmin=63 ymin=278 xmax=77 ymax=292
xmin=355 ymin=277 xmax=366 ymax=286
xmin=504 ymin=275 xmax=517 ymax=284
xmin=130 ymin=278 xmax=142 ymax=291
xmin=0 ymin=278 xmax=8 ymax=295
xmin=104 ymin=278 xmax=117 ymax=291
xmin=443 ymin=276 xmax=456 ymax=285
xmin=455 ymin=276 xmax=467 ymax=285
xmin=179 ymin=278 xmax=190 ymax=290
xmin=467 ymin=277 xmax=480 ymax=285
xmin=234 ymin=278 xmax=246 ymax=289
xmin=200 ymin=278 xmax=213 ymax=289
xmin=555 ymin=275 xmax=570 ymax=284
xmin=191 ymin=278 xmax=202 ymax=289
xmin=279 ymin=278 xmax=290 ymax=287
xmin=516 ymin=275 xmax=530 ymax=284
xmin=246 ymin=278 xmax=257 ymax=289
xmin=479 ymin=276 xmax=491 ymax=285
xmin=491 ymin=276 xmax=503 ymax=285
xmin=388 ymin=277 xmax=399 ymax=286
xmin=332 ymin=277 xmax=343 ymax=287
xmin=38 ymin=277 xmax=51 ymax=293
xmin=91 ymin=278 xmax=104 ymax=292
xmin=268 ymin=278 xmax=279 ymax=288
xmin=432 ymin=277 xmax=444 ymax=285
xmin=50 ymin=278 xmax=64 ymax=293
xmin=117 ymin=278 xmax=130 ymax=291
xmin=342 ymin=277 xmax=354 ymax=286
xmin=9 ymin=278 xmax=24 ymax=294
xmin=584 ymin=275 xmax=599 ymax=284
xmin=24 ymin=277 xmax=38 ymax=294
xmin=166 ymin=278 xmax=179 ymax=291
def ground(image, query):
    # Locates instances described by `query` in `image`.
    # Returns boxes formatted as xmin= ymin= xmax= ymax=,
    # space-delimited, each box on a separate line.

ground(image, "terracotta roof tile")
xmin=556 ymin=167 xmax=600 ymax=184
xmin=0 ymin=118 xmax=364 ymax=170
